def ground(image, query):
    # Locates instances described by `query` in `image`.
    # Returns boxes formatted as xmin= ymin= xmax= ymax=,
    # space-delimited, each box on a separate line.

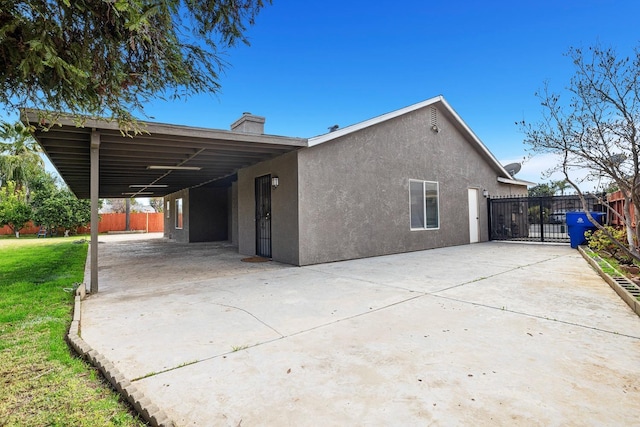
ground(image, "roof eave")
xmin=20 ymin=109 xmax=308 ymax=147
xmin=497 ymin=177 xmax=536 ymax=187
xmin=306 ymin=96 xmax=514 ymax=180
xmin=307 ymin=95 xmax=445 ymax=147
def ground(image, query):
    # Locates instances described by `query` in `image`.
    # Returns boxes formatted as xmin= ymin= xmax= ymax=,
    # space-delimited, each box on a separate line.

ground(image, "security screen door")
xmin=255 ymin=175 xmax=272 ymax=258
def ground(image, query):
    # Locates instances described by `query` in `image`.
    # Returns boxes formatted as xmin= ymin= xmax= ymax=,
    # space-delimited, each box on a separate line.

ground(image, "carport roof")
xmin=20 ymin=110 xmax=307 ymax=199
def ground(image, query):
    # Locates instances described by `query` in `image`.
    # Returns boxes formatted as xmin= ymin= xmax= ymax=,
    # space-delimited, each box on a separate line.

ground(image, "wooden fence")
xmin=607 ymin=190 xmax=635 ymax=228
xmin=0 ymin=212 xmax=164 ymax=236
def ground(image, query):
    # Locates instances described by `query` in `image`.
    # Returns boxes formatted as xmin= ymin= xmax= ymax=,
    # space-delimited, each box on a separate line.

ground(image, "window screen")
xmin=410 ymin=180 xmax=439 ymax=229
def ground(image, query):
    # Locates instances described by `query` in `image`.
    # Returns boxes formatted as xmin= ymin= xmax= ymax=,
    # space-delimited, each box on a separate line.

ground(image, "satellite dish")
xmin=503 ymin=162 xmax=522 ymax=177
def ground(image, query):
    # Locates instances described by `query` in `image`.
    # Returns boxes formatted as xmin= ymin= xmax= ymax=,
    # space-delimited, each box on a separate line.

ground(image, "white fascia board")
xmin=307 ymin=96 xmax=514 ymax=180
xmin=497 ymin=177 xmax=536 ymax=187
xmin=307 ymin=95 xmax=444 ymax=147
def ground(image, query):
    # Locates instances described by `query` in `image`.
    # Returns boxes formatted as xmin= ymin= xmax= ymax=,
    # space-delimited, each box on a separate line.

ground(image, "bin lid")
xmin=566 ymin=211 xmax=605 ymax=226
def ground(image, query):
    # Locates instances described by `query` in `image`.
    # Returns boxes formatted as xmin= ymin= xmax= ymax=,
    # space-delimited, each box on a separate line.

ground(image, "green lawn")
xmin=0 ymin=238 xmax=145 ymax=426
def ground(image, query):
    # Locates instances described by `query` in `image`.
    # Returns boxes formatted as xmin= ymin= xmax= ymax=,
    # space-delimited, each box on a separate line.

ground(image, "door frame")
xmin=468 ymin=188 xmax=480 ymax=243
xmin=255 ymin=174 xmax=272 ymax=258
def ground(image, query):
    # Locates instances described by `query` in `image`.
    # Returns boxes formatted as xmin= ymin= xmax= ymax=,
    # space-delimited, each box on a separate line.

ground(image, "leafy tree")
xmin=550 ymin=179 xmax=571 ymax=196
xmin=30 ymin=174 xmax=91 ymax=234
xmin=1 ymin=0 xmax=270 ymax=124
xmin=527 ymin=205 xmax=550 ymax=223
xmin=528 ymin=183 xmax=554 ymax=197
xmin=521 ymin=45 xmax=640 ymax=262
xmin=0 ymin=181 xmax=32 ymax=237
xmin=32 ymin=187 xmax=91 ymax=234
xmin=27 ymin=168 xmax=59 ymax=198
xmin=529 ymin=180 xmax=571 ymax=197
xmin=0 ymin=122 xmax=43 ymax=194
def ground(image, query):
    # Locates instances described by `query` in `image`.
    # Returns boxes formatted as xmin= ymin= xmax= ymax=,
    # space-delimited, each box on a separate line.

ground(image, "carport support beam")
xmin=90 ymin=131 xmax=100 ymax=293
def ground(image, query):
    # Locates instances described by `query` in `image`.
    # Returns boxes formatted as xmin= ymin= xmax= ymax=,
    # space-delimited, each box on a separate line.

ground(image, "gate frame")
xmin=488 ymin=194 xmax=606 ymax=243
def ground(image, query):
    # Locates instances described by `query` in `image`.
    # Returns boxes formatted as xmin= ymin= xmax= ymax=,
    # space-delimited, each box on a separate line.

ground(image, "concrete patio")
xmin=80 ymin=235 xmax=640 ymax=426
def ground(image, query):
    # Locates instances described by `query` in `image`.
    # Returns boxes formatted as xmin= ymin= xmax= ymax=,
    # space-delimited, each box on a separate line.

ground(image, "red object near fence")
xmin=607 ymin=190 xmax=636 ymax=228
xmin=0 ymin=222 xmax=41 ymax=236
xmin=0 ymin=212 xmax=164 ymax=236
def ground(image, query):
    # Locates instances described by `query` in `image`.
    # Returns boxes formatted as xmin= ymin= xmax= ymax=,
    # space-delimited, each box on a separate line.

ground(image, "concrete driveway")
xmin=81 ymin=236 xmax=640 ymax=426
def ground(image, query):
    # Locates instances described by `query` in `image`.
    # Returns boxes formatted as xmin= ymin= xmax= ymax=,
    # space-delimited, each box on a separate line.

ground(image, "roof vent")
xmin=430 ymin=107 xmax=440 ymax=133
xmin=231 ymin=112 xmax=266 ymax=134
xmin=328 ymin=124 xmax=339 ymax=132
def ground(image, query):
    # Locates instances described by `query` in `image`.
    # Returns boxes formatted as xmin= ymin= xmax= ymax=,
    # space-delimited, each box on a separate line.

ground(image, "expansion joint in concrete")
xmin=432 ymin=293 xmax=640 ymax=340
xmin=431 ymin=254 xmax=568 ymax=294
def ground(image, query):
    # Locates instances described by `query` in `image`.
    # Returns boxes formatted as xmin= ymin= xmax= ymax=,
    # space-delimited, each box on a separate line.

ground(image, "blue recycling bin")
xmin=566 ymin=212 xmax=606 ymax=248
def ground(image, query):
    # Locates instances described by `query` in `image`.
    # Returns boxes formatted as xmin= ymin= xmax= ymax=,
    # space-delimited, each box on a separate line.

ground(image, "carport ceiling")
xmin=21 ymin=111 xmax=307 ymax=199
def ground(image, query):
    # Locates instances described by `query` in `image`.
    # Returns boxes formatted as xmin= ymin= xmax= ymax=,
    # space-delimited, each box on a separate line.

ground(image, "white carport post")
xmin=90 ymin=130 xmax=100 ymax=293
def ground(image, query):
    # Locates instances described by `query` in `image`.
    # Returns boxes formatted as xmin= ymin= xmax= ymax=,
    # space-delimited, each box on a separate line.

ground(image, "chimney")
xmin=230 ymin=112 xmax=265 ymax=134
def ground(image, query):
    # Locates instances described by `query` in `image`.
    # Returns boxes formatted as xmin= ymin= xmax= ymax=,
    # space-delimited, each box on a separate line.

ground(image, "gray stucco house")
xmin=24 ymin=95 xmax=527 ymax=292
xmin=160 ymin=96 xmax=527 ymax=266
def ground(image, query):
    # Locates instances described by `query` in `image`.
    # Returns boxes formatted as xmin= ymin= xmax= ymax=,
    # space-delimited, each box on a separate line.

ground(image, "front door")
xmin=468 ymin=188 xmax=480 ymax=243
xmin=255 ymin=175 xmax=272 ymax=258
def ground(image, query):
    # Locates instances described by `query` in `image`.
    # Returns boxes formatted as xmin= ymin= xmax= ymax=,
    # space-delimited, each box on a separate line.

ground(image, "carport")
xmin=21 ymin=110 xmax=307 ymax=292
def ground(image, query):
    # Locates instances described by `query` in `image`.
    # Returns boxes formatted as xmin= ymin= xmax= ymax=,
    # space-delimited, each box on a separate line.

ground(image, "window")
xmin=175 ymin=198 xmax=183 ymax=229
xmin=410 ymin=180 xmax=439 ymax=230
xmin=166 ymin=201 xmax=170 ymax=219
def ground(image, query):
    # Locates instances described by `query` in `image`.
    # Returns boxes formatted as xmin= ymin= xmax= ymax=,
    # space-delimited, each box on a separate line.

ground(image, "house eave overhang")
xmin=20 ymin=109 xmax=308 ymax=199
xmin=497 ymin=177 xmax=535 ymax=187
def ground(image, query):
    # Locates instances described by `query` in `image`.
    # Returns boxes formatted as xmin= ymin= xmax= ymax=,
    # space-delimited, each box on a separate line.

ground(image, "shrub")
xmin=585 ymin=226 xmax=633 ymax=263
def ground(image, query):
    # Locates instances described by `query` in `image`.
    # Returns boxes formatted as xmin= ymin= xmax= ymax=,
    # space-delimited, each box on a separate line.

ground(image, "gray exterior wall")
xmin=188 ymin=187 xmax=228 ymax=242
xmin=237 ymin=151 xmax=299 ymax=265
xmin=296 ymin=105 xmax=525 ymax=265
xmin=229 ymin=182 xmax=238 ymax=246
xmin=164 ymin=189 xmax=190 ymax=243
xmin=164 ymin=187 xmax=228 ymax=243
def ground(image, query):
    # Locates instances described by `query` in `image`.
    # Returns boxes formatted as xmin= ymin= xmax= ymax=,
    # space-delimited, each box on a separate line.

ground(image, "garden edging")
xmin=66 ymin=253 xmax=175 ymax=427
xmin=578 ymin=245 xmax=640 ymax=317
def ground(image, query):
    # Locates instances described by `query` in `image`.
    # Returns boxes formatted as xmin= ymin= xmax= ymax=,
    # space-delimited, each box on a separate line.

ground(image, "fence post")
xmin=487 ymin=197 xmax=493 ymax=241
xmin=538 ymin=198 xmax=544 ymax=242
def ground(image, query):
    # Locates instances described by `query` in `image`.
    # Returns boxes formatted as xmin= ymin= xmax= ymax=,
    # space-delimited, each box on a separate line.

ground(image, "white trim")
xmin=409 ymin=179 xmax=440 ymax=231
xmin=308 ymin=96 xmax=513 ymax=181
xmin=467 ymin=188 xmax=480 ymax=243
xmin=497 ymin=177 xmax=535 ymax=187
xmin=309 ymin=96 xmax=444 ymax=147
xmin=409 ymin=179 xmax=424 ymax=230
xmin=175 ymin=198 xmax=183 ymax=229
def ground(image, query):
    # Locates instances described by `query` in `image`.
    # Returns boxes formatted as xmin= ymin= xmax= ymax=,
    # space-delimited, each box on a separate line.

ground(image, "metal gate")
xmin=489 ymin=194 xmax=605 ymax=243
xmin=255 ymin=174 xmax=272 ymax=258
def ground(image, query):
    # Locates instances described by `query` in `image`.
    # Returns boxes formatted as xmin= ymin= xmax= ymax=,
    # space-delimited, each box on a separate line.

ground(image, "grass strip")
xmin=0 ymin=238 xmax=145 ymax=426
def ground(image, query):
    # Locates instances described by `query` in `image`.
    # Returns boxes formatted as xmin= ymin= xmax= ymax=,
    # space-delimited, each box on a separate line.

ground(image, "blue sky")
xmin=8 ymin=1 xmax=640 ymax=187
xmin=147 ymin=0 xmax=640 ymax=186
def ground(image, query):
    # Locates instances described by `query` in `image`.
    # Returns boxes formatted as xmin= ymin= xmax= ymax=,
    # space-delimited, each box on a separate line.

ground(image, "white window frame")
xmin=409 ymin=179 xmax=440 ymax=230
xmin=175 ymin=198 xmax=183 ymax=229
